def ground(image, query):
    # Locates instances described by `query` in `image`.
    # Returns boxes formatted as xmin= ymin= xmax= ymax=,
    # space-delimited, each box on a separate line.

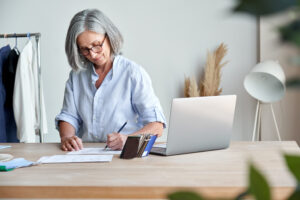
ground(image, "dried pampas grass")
xmin=184 ymin=76 xmax=199 ymax=97
xmin=184 ymin=76 xmax=191 ymax=97
xmin=184 ymin=43 xmax=228 ymax=97
xmin=189 ymin=77 xmax=199 ymax=97
xmin=200 ymin=43 xmax=228 ymax=96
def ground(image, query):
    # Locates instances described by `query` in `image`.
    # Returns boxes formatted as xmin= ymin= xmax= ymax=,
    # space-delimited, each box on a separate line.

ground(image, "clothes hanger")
xmin=13 ymin=33 xmax=20 ymax=55
xmin=27 ymin=32 xmax=30 ymax=41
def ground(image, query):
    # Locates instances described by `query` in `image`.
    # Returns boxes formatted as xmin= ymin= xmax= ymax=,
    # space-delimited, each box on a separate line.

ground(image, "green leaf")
xmin=168 ymin=191 xmax=203 ymax=200
xmin=288 ymin=183 xmax=300 ymax=200
xmin=233 ymin=0 xmax=297 ymax=16
xmin=284 ymin=154 xmax=300 ymax=182
xmin=286 ymin=78 xmax=300 ymax=88
xmin=248 ymin=164 xmax=271 ymax=200
xmin=286 ymin=154 xmax=300 ymax=200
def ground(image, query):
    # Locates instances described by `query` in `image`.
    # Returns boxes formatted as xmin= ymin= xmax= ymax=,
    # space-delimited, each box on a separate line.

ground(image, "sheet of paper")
xmin=0 ymin=145 xmax=11 ymax=150
xmin=37 ymin=154 xmax=113 ymax=164
xmin=67 ymin=148 xmax=121 ymax=155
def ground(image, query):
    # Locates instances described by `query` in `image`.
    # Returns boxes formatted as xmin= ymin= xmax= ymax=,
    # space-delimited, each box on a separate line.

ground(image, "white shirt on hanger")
xmin=13 ymin=40 xmax=48 ymax=143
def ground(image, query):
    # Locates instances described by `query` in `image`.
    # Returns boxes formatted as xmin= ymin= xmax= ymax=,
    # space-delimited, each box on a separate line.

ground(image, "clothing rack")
xmin=0 ymin=32 xmax=43 ymax=143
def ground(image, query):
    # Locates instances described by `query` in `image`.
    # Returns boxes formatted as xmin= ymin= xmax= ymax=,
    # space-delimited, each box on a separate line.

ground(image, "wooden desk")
xmin=0 ymin=141 xmax=299 ymax=199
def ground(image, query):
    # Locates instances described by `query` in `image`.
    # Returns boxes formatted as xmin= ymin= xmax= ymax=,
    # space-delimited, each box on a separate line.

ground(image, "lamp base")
xmin=252 ymin=101 xmax=282 ymax=141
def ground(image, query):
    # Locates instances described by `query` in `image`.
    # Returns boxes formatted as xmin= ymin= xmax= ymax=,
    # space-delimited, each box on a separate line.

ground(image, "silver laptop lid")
xmin=165 ymin=95 xmax=236 ymax=156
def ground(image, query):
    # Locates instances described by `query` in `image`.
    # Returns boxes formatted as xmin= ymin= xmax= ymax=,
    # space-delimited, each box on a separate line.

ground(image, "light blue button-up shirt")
xmin=55 ymin=55 xmax=166 ymax=142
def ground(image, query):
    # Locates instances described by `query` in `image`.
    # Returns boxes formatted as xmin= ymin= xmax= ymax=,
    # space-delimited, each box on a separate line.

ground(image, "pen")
xmin=105 ymin=121 xmax=128 ymax=150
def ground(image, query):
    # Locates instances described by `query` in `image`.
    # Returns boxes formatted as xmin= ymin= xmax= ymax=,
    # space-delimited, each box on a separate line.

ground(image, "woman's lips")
xmin=94 ymin=57 xmax=102 ymax=62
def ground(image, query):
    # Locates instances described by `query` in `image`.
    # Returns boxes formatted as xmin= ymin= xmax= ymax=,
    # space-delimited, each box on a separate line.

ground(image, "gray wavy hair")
xmin=65 ymin=9 xmax=123 ymax=71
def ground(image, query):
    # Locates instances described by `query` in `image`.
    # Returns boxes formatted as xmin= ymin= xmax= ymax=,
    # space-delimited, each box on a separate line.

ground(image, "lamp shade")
xmin=244 ymin=60 xmax=286 ymax=103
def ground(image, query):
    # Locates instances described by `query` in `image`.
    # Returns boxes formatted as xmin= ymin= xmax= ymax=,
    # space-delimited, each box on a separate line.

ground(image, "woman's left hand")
xmin=106 ymin=133 xmax=128 ymax=150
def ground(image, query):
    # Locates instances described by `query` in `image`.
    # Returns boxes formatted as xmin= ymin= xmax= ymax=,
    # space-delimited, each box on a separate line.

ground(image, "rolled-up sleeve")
xmin=55 ymin=72 xmax=82 ymax=133
xmin=131 ymin=66 xmax=166 ymax=128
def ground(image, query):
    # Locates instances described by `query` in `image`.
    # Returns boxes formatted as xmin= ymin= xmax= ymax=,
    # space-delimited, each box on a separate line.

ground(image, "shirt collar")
xmin=89 ymin=55 xmax=120 ymax=85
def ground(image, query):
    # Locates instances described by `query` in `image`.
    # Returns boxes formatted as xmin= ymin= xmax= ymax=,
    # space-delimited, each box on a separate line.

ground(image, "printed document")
xmin=37 ymin=155 xmax=113 ymax=163
xmin=67 ymin=148 xmax=121 ymax=155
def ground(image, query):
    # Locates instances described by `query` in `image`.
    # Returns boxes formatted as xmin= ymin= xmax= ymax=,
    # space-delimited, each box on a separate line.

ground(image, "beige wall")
xmin=260 ymin=13 xmax=300 ymax=145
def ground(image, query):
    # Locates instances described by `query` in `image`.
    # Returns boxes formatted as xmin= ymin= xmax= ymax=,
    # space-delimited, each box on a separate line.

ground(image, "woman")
xmin=55 ymin=9 xmax=166 ymax=151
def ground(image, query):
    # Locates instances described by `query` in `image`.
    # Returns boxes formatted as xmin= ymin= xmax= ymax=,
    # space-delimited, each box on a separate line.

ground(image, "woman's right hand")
xmin=61 ymin=135 xmax=83 ymax=151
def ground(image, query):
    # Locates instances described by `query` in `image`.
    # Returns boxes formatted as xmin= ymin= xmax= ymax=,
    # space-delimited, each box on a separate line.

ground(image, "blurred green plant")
xmin=233 ymin=0 xmax=297 ymax=16
xmin=234 ymin=0 xmax=300 ymax=88
xmin=167 ymin=154 xmax=300 ymax=200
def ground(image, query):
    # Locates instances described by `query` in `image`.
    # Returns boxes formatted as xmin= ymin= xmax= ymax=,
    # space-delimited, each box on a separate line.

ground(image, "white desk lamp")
xmin=244 ymin=60 xmax=286 ymax=141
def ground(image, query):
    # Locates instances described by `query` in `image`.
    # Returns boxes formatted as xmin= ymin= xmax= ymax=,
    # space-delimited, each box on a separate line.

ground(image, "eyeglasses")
xmin=79 ymin=34 xmax=107 ymax=56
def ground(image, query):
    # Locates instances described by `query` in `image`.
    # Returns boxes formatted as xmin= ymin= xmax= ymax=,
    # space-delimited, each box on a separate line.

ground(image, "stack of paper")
xmin=37 ymin=148 xmax=121 ymax=164
xmin=67 ymin=148 xmax=121 ymax=155
xmin=37 ymin=155 xmax=113 ymax=164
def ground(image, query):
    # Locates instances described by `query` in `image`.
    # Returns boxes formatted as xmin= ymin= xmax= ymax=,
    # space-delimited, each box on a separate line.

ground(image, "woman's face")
xmin=77 ymin=31 xmax=111 ymax=67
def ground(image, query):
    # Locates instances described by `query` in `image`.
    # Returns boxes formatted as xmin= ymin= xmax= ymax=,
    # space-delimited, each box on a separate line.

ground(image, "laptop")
xmin=150 ymin=95 xmax=237 ymax=156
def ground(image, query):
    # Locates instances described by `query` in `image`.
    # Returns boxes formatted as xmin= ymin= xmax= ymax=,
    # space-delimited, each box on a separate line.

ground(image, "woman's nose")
xmin=89 ymin=51 xmax=98 ymax=58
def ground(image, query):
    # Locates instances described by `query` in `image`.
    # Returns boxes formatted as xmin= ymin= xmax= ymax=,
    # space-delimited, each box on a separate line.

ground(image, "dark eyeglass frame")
xmin=79 ymin=34 xmax=107 ymax=56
